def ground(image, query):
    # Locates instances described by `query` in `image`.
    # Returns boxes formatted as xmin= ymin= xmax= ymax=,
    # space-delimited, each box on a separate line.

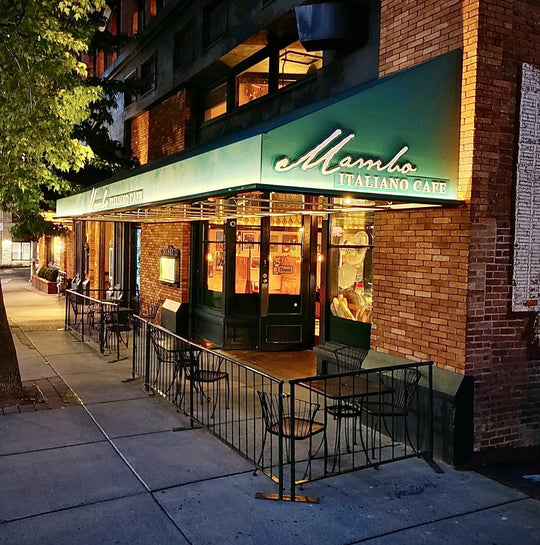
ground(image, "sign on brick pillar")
xmin=513 ymin=63 xmax=540 ymax=313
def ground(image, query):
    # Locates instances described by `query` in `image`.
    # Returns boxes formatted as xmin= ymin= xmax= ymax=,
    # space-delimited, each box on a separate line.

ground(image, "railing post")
xmin=131 ymin=316 xmax=138 ymax=380
xmin=289 ymin=383 xmax=296 ymax=502
xmin=428 ymin=361 xmax=434 ymax=464
xmin=99 ymin=304 xmax=105 ymax=354
xmin=278 ymin=382 xmax=284 ymax=501
xmin=144 ymin=322 xmax=151 ymax=392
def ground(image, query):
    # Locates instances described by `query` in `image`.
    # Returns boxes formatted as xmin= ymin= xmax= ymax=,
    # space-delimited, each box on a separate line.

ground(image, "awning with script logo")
xmin=56 ymin=50 xmax=462 ymax=221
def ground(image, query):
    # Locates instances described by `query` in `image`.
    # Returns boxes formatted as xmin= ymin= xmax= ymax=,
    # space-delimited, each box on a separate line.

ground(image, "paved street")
xmin=1 ymin=268 xmax=540 ymax=544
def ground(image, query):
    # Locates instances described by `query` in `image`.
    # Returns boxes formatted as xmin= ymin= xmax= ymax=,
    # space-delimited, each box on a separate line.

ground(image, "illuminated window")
xmin=235 ymin=215 xmax=261 ymax=294
xmin=328 ymin=205 xmax=374 ymax=323
xmin=204 ymin=83 xmax=227 ymax=121
xmin=278 ymin=41 xmax=322 ymax=89
xmin=11 ymin=241 xmax=31 ymax=261
xmin=202 ymin=223 xmax=224 ymax=308
xmin=236 ymin=57 xmax=269 ymax=107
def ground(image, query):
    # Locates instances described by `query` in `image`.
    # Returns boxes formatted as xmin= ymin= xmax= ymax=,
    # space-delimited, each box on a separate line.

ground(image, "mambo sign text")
xmin=273 ymin=129 xmax=449 ymax=196
xmin=88 ymin=187 xmax=144 ymax=211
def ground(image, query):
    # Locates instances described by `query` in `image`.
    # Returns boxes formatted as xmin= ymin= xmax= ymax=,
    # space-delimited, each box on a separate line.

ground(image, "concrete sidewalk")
xmin=1 ymin=268 xmax=540 ymax=545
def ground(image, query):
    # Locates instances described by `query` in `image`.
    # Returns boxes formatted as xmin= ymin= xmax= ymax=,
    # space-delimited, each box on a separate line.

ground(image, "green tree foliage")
xmin=0 ymin=0 xmax=106 ymax=398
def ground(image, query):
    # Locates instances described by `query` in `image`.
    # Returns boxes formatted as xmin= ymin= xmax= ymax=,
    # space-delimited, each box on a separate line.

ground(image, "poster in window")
xmin=242 ymin=233 xmax=255 ymax=250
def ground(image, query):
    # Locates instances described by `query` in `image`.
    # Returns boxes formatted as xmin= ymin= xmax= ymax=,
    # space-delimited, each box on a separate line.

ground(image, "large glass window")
xmin=268 ymin=196 xmax=303 ymax=296
xmin=203 ymin=223 xmax=224 ymax=308
xmin=328 ymin=206 xmax=373 ymax=323
xmin=235 ymin=219 xmax=260 ymax=294
xmin=12 ymin=241 xmax=31 ymax=261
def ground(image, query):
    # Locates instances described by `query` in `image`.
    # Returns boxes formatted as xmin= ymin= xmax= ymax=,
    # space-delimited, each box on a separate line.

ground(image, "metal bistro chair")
xmin=256 ymin=391 xmax=326 ymax=482
xmin=138 ymin=299 xmax=163 ymax=323
xmin=361 ymin=367 xmax=422 ymax=457
xmin=149 ymin=327 xmax=186 ymax=397
xmin=182 ymin=348 xmax=230 ymax=419
xmin=326 ymin=346 xmax=370 ymax=465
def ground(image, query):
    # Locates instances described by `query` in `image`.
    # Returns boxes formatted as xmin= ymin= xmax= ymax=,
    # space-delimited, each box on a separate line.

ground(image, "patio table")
xmin=300 ymin=374 xmax=393 ymax=469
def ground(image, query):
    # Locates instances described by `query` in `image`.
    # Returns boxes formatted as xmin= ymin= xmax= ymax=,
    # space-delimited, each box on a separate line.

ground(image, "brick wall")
xmin=130 ymin=89 xmax=191 ymax=166
xmin=139 ymin=222 xmax=191 ymax=322
xmin=378 ymin=0 xmax=540 ymax=450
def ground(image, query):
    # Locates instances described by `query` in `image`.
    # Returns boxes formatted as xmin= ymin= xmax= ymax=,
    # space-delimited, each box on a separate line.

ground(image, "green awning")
xmin=56 ymin=50 xmax=462 ymax=219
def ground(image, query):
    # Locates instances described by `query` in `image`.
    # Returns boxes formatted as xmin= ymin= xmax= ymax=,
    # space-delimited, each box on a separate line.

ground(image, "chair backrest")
xmin=380 ymin=367 xmax=421 ymax=413
xmin=334 ymin=345 xmax=369 ymax=373
xmin=257 ymin=391 xmax=321 ymax=437
xmin=149 ymin=326 xmax=193 ymax=365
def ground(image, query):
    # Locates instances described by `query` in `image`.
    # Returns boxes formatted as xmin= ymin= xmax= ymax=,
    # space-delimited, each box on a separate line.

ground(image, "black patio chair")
xmin=361 ymin=367 xmax=422 ymax=457
xmin=138 ymin=299 xmax=163 ymax=323
xmin=149 ymin=327 xmax=186 ymax=397
xmin=326 ymin=345 xmax=370 ymax=467
xmin=106 ymin=307 xmax=132 ymax=348
xmin=256 ymin=391 xmax=326 ymax=482
xmin=182 ymin=349 xmax=230 ymax=418
xmin=333 ymin=345 xmax=369 ymax=373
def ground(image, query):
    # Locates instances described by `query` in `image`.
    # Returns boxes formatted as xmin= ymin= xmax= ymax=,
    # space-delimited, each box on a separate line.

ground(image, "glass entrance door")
xmin=258 ymin=212 xmax=316 ymax=351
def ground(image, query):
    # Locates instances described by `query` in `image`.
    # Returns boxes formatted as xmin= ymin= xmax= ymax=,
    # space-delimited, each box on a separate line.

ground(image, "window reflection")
xmin=329 ymin=208 xmax=373 ymax=323
xmin=278 ymin=41 xmax=322 ymax=89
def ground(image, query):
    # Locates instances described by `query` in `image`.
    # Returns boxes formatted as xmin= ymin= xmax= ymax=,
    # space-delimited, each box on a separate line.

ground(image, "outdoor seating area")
xmin=65 ymin=299 xmax=435 ymax=501
xmin=130 ymin=315 xmax=435 ymax=501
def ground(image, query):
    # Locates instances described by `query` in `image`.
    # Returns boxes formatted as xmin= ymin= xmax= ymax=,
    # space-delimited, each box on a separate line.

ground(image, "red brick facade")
xmin=375 ymin=0 xmax=540 ymax=450
xmin=130 ymin=89 xmax=191 ymax=166
xmin=139 ymin=222 xmax=191 ymax=322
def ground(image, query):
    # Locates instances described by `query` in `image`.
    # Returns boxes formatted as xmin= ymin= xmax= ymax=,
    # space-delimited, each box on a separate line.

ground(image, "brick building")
xmin=54 ymin=0 xmax=540 ymax=462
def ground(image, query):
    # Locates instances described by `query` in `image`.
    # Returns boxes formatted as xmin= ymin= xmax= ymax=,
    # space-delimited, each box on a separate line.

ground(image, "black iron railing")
xmin=132 ymin=317 xmax=289 ymax=495
xmin=289 ymin=361 xmax=434 ymax=498
xmin=65 ymin=289 xmax=134 ymax=361
xmin=130 ymin=316 xmax=435 ymax=502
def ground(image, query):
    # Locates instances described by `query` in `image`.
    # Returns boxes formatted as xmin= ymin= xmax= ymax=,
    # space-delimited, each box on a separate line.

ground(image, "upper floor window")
xmin=140 ymin=54 xmax=156 ymax=95
xmin=204 ymin=83 xmax=227 ymax=121
xmin=124 ymin=71 xmax=137 ymax=107
xmin=202 ymin=0 xmax=227 ymax=49
xmin=173 ymin=20 xmax=194 ymax=71
xmin=203 ymin=38 xmax=322 ymax=122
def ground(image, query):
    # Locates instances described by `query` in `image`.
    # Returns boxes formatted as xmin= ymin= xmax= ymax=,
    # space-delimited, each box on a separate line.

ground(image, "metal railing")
xmin=132 ymin=317 xmax=288 ymax=495
xmin=65 ymin=289 xmax=134 ymax=361
xmin=289 ymin=362 xmax=434 ymax=498
xmin=131 ymin=316 xmax=435 ymax=501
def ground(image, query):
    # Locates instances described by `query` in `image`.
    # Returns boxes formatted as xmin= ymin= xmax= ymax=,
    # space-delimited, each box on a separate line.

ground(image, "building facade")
xmin=53 ymin=0 xmax=540 ymax=461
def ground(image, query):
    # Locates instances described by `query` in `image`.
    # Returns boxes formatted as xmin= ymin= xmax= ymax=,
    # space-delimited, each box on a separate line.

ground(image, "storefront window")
xmin=203 ymin=223 xmax=224 ymax=308
xmin=268 ymin=225 xmax=302 ymax=296
xmin=235 ymin=225 xmax=260 ymax=294
xmin=328 ymin=209 xmax=373 ymax=323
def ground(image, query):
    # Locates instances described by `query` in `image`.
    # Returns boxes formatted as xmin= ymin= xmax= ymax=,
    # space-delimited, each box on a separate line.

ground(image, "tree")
xmin=0 ymin=0 xmax=106 ymax=399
